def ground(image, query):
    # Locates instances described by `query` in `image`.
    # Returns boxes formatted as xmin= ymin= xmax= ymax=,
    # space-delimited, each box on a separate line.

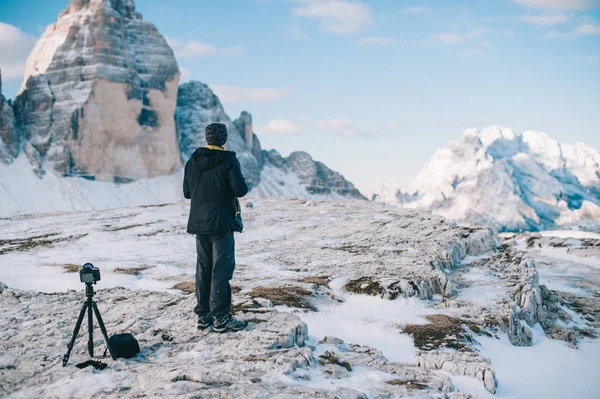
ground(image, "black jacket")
xmin=183 ymin=147 xmax=249 ymax=235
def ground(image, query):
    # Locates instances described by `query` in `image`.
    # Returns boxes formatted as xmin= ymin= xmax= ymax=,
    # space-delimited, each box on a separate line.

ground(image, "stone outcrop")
xmin=262 ymin=149 xmax=367 ymax=200
xmin=0 ymin=70 xmax=18 ymax=164
xmin=175 ymin=81 xmax=364 ymax=199
xmin=13 ymin=0 xmax=181 ymax=181
xmin=233 ymin=111 xmax=264 ymax=169
xmin=415 ymin=351 xmax=497 ymax=394
xmin=0 ymin=284 xmax=470 ymax=398
xmin=175 ymin=81 xmax=261 ymax=186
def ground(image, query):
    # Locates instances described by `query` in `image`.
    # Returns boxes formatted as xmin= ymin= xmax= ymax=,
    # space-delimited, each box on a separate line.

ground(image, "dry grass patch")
xmin=250 ymin=286 xmax=315 ymax=310
xmin=0 ymin=233 xmax=88 ymax=255
xmin=344 ymin=277 xmax=383 ymax=296
xmin=300 ymin=275 xmax=330 ymax=286
xmin=318 ymin=351 xmax=352 ymax=371
xmin=403 ymin=315 xmax=472 ymax=351
xmin=386 ymin=380 xmax=429 ymax=390
xmin=113 ymin=264 xmax=154 ymax=276
xmin=172 ymin=281 xmax=195 ymax=294
xmin=63 ymin=263 xmax=80 ymax=273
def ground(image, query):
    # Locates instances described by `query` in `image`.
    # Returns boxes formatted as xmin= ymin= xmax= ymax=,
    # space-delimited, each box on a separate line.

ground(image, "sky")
xmin=0 ymin=0 xmax=599 ymax=193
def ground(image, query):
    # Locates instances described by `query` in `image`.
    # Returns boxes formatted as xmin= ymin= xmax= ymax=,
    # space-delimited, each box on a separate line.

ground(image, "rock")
xmin=0 ymin=70 xmax=18 ymax=164
xmin=414 ymin=350 xmax=497 ymax=394
xmin=0 ymin=285 xmax=462 ymax=398
xmin=285 ymin=151 xmax=366 ymax=199
xmin=175 ymin=81 xmax=260 ymax=186
xmin=233 ymin=111 xmax=264 ymax=169
xmin=14 ymin=0 xmax=182 ymax=181
xmin=320 ymin=336 xmax=345 ymax=345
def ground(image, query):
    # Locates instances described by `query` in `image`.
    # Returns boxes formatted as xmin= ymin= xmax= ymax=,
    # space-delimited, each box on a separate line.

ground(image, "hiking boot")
xmin=212 ymin=314 xmax=248 ymax=333
xmin=197 ymin=313 xmax=214 ymax=330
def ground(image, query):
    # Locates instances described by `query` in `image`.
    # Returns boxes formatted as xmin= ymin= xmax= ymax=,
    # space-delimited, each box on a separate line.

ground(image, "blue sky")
xmin=1 ymin=0 xmax=599 ymax=192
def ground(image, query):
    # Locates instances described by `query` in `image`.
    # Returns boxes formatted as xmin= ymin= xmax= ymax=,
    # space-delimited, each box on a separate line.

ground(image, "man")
xmin=183 ymin=123 xmax=249 ymax=333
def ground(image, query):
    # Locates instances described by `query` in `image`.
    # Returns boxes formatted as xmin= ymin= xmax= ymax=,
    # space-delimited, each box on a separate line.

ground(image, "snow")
xmin=293 ymin=294 xmax=438 ymax=363
xmin=473 ymin=326 xmax=600 ymax=399
xmin=1 ymin=199 xmax=599 ymax=398
xmin=0 ymin=156 xmax=183 ymax=217
xmin=371 ymin=126 xmax=600 ymax=232
xmin=540 ymin=230 xmax=600 ymax=240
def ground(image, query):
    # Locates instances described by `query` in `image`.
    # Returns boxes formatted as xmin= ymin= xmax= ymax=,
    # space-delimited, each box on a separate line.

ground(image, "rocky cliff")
xmin=175 ymin=80 xmax=364 ymax=199
xmin=13 ymin=0 xmax=181 ymax=181
xmin=0 ymin=0 xmax=365 ymax=217
xmin=0 ymin=70 xmax=18 ymax=164
xmin=175 ymin=81 xmax=262 ymax=187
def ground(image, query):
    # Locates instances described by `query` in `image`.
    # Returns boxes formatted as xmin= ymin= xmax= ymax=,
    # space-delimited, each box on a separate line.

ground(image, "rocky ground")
xmin=1 ymin=199 xmax=599 ymax=398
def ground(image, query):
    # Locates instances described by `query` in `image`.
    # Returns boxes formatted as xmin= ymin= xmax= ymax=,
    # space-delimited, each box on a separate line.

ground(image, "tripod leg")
xmin=87 ymin=299 xmax=94 ymax=357
xmin=92 ymin=301 xmax=116 ymax=360
xmin=63 ymin=301 xmax=88 ymax=367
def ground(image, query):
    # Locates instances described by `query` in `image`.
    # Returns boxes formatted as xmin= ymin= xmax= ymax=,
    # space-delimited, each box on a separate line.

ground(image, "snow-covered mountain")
xmin=0 ymin=0 xmax=364 ymax=217
xmin=371 ymin=126 xmax=600 ymax=232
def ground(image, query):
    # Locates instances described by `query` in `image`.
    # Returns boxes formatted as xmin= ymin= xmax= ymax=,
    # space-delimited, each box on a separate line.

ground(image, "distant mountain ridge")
xmin=371 ymin=126 xmax=600 ymax=232
xmin=0 ymin=0 xmax=364 ymax=217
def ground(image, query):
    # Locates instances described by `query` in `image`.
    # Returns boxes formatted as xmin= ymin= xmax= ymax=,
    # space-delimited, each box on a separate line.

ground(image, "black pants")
xmin=194 ymin=232 xmax=236 ymax=318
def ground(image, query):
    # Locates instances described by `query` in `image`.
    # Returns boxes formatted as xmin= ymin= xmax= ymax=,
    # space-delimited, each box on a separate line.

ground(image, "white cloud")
xmin=292 ymin=0 xmax=372 ymax=34
xmin=257 ymin=118 xmax=303 ymax=135
xmin=577 ymin=23 xmax=600 ymax=34
xmin=433 ymin=33 xmax=464 ymax=44
xmin=404 ymin=6 xmax=429 ymax=14
xmin=0 ymin=22 xmax=37 ymax=80
xmin=167 ymin=38 xmax=246 ymax=60
xmin=354 ymin=36 xmax=395 ymax=45
xmin=387 ymin=121 xmax=402 ymax=129
xmin=211 ymin=85 xmax=287 ymax=103
xmin=432 ymin=29 xmax=490 ymax=45
xmin=545 ymin=23 xmax=600 ymax=37
xmin=519 ymin=13 xmax=569 ymax=26
xmin=510 ymin=0 xmax=597 ymax=10
xmin=316 ymin=118 xmax=354 ymax=132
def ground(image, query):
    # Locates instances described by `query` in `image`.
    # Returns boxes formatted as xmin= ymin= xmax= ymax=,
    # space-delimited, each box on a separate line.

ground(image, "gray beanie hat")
xmin=205 ymin=123 xmax=228 ymax=146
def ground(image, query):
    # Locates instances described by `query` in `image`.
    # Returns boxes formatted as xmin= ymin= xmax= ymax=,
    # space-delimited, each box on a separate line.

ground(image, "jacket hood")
xmin=190 ymin=147 xmax=236 ymax=171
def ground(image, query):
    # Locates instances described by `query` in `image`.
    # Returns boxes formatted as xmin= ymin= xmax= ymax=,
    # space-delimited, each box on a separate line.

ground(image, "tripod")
xmin=63 ymin=282 xmax=116 ymax=366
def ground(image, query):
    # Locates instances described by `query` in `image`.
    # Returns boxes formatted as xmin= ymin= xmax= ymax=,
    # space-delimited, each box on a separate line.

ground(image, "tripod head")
xmin=85 ymin=282 xmax=95 ymax=298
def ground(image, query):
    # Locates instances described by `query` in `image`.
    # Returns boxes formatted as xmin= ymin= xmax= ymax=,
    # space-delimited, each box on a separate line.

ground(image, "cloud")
xmin=432 ymin=29 xmax=490 ymax=45
xmin=0 ymin=22 xmax=37 ymax=80
xmin=519 ymin=13 xmax=569 ymax=26
xmin=167 ymin=38 xmax=246 ymax=59
xmin=211 ymin=85 xmax=287 ymax=103
xmin=577 ymin=23 xmax=600 ymax=34
xmin=404 ymin=6 xmax=429 ymax=14
xmin=387 ymin=121 xmax=402 ymax=129
xmin=510 ymin=0 xmax=598 ymax=9
xmin=545 ymin=23 xmax=600 ymax=37
xmin=313 ymin=118 xmax=390 ymax=137
xmin=354 ymin=36 xmax=395 ymax=45
xmin=433 ymin=33 xmax=464 ymax=44
xmin=292 ymin=0 xmax=372 ymax=34
xmin=316 ymin=118 xmax=354 ymax=131
xmin=257 ymin=118 xmax=303 ymax=135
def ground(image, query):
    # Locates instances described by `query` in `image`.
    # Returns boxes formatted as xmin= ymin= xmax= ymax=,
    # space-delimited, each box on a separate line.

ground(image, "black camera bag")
xmin=109 ymin=333 xmax=140 ymax=359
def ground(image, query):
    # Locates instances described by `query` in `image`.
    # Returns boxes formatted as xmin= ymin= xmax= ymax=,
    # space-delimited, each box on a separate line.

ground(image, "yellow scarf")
xmin=204 ymin=145 xmax=224 ymax=151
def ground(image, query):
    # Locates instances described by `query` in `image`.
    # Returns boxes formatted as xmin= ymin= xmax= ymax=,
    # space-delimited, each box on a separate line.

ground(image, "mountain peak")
xmin=374 ymin=126 xmax=600 ymax=231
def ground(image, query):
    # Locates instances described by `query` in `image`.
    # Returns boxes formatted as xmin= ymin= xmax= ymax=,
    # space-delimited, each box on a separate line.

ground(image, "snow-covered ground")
xmin=1 ymin=199 xmax=599 ymax=398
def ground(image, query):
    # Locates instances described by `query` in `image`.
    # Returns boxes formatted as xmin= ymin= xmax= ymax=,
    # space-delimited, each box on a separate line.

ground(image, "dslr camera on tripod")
xmin=79 ymin=263 xmax=101 ymax=284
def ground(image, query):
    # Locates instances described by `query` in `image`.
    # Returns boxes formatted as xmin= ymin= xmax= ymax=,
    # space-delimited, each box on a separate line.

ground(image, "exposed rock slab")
xmin=1 ymin=284 xmax=467 ymax=398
